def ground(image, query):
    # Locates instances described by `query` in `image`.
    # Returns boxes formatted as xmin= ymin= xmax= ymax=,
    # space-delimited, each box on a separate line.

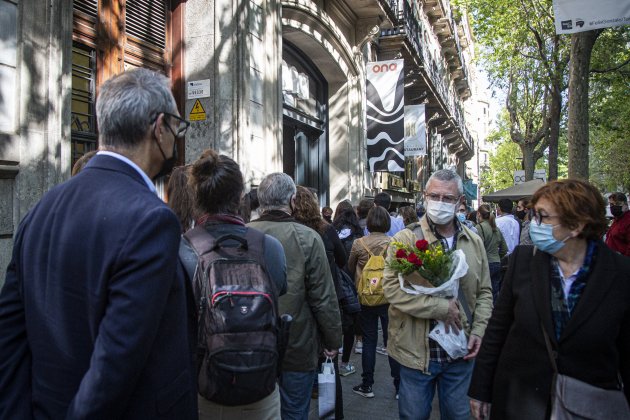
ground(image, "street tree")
xmin=460 ymin=0 xmax=568 ymax=181
xmin=588 ymin=27 xmax=630 ymax=190
xmin=567 ymin=30 xmax=601 ymax=179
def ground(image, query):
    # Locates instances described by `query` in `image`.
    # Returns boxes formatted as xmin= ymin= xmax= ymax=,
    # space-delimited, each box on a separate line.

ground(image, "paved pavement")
xmin=308 ymin=330 xmax=440 ymax=420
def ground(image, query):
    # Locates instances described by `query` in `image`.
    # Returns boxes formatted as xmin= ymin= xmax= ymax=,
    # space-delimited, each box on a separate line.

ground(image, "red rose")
xmin=415 ymin=239 xmax=429 ymax=251
xmin=407 ymin=252 xmax=424 ymax=267
xmin=395 ymin=249 xmax=407 ymax=259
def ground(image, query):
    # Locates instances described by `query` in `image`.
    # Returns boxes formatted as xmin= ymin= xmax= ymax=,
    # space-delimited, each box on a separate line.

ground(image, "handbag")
xmin=541 ymin=324 xmax=630 ymax=419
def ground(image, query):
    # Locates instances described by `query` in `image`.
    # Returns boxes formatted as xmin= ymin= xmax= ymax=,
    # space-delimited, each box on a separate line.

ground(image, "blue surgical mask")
xmin=529 ymin=222 xmax=567 ymax=254
xmin=457 ymin=213 xmax=466 ymax=223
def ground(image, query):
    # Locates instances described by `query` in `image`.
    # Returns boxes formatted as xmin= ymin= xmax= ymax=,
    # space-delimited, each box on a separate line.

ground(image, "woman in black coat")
xmin=468 ymin=179 xmax=630 ymax=419
xmin=293 ymin=186 xmax=347 ymax=419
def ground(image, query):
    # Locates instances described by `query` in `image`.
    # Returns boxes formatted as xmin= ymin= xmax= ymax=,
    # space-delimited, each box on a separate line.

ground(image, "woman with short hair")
xmin=348 ymin=206 xmax=400 ymax=399
xmin=469 ymin=179 xmax=630 ymax=419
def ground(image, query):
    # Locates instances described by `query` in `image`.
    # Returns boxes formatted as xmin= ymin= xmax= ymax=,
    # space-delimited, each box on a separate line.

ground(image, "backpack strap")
xmin=359 ymin=238 xmax=374 ymax=257
xmin=183 ymin=225 xmax=218 ymax=256
xmin=242 ymin=227 xmax=267 ymax=265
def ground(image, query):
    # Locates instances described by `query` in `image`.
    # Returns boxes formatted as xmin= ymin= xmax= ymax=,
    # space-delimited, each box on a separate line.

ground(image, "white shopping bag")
xmin=318 ymin=357 xmax=335 ymax=419
xmin=428 ymin=320 xmax=469 ymax=359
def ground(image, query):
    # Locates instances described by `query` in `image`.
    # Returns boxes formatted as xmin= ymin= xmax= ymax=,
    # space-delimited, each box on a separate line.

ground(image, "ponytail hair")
xmin=190 ymin=148 xmax=244 ymax=215
xmin=478 ymin=204 xmax=497 ymax=231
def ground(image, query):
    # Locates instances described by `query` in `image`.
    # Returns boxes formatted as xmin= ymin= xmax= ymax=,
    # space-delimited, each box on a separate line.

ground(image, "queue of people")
xmin=0 ymin=67 xmax=628 ymax=420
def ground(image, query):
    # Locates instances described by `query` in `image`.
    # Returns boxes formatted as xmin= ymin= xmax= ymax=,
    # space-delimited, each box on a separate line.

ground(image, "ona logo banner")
xmin=372 ymin=63 xmax=399 ymax=73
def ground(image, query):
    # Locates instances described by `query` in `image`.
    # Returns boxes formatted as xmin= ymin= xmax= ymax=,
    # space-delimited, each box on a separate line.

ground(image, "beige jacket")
xmin=382 ymin=216 xmax=493 ymax=372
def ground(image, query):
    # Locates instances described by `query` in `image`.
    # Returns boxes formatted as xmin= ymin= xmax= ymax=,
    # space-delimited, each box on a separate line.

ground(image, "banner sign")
xmin=514 ymin=169 xmax=547 ymax=184
xmin=404 ymin=105 xmax=426 ymax=157
xmin=366 ymin=59 xmax=405 ymax=172
xmin=553 ymin=0 xmax=630 ymax=34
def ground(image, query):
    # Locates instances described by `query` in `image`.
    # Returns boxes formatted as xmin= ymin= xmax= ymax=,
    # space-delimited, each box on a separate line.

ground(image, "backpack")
xmin=182 ymin=226 xmax=279 ymax=406
xmin=357 ymin=238 xmax=388 ymax=306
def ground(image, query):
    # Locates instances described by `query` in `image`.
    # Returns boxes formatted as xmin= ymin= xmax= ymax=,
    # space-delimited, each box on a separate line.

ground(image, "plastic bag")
xmin=397 ymin=249 xmax=469 ymax=298
xmin=428 ymin=320 xmax=469 ymax=359
xmin=318 ymin=357 xmax=335 ymax=419
xmin=398 ymin=249 xmax=470 ymax=358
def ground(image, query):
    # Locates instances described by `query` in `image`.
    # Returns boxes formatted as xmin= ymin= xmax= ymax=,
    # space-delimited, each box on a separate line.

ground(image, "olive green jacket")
xmin=382 ymin=216 xmax=493 ymax=373
xmin=248 ymin=217 xmax=342 ymax=372
xmin=475 ymin=220 xmax=508 ymax=264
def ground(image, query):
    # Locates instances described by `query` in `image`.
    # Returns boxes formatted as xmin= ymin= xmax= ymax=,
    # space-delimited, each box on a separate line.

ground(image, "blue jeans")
xmin=398 ymin=359 xmax=473 ymax=420
xmin=359 ymin=304 xmax=400 ymax=390
xmin=279 ymin=370 xmax=316 ymax=420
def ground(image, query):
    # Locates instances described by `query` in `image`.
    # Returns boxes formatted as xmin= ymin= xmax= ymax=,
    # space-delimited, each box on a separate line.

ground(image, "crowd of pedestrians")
xmin=0 ymin=68 xmax=629 ymax=420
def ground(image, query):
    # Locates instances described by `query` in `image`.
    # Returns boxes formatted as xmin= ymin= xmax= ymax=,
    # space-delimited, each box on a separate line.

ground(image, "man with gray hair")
xmin=0 ymin=68 xmax=197 ymax=418
xmin=248 ymin=172 xmax=342 ymax=420
xmin=382 ymin=169 xmax=493 ymax=419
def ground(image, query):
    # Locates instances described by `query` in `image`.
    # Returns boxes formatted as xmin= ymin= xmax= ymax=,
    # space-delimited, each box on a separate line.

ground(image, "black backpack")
xmin=182 ymin=226 xmax=279 ymax=406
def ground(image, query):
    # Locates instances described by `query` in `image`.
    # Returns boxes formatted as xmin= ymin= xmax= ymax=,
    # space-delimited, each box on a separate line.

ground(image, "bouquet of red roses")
xmin=388 ymin=236 xmax=471 ymax=359
xmin=388 ymin=239 xmax=453 ymax=287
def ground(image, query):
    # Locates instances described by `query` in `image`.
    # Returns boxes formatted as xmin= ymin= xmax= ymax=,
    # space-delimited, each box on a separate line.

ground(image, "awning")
xmin=463 ymin=179 xmax=477 ymax=200
xmin=482 ymin=179 xmax=544 ymax=202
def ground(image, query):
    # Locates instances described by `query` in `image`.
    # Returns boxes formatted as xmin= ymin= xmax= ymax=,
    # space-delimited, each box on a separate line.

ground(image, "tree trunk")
xmin=548 ymin=84 xmax=562 ymax=181
xmin=521 ymin=142 xmax=536 ymax=181
xmin=567 ymin=31 xmax=599 ymax=180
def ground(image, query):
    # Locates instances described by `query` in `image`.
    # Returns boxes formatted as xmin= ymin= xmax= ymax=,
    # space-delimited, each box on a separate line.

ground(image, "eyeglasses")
xmin=425 ymin=193 xmax=460 ymax=204
xmin=153 ymin=112 xmax=190 ymax=138
xmin=532 ymin=210 xmax=560 ymax=226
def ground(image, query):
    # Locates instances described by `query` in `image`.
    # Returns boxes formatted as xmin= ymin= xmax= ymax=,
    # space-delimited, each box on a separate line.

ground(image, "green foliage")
xmin=459 ymin=0 xmax=567 ymax=177
xmin=588 ymin=27 xmax=630 ymax=190
xmin=479 ymin=111 xmax=548 ymax=196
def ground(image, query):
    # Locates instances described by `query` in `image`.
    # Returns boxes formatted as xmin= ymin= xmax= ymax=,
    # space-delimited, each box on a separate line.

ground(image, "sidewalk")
xmin=309 ymin=333 xmax=440 ymax=419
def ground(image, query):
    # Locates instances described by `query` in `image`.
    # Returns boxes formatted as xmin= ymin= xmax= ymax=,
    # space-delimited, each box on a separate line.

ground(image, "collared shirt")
xmin=97 ymin=151 xmax=156 ymax=194
xmin=495 ymin=213 xmax=520 ymax=254
xmin=387 ymin=216 xmax=405 ymax=237
xmin=427 ymin=217 xmax=462 ymax=363
xmin=550 ymin=240 xmax=596 ymax=339
xmin=363 ymin=215 xmax=405 ymax=237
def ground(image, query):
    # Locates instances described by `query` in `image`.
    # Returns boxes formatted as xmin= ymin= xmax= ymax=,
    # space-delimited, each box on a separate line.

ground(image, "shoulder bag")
xmin=541 ymin=324 xmax=630 ymax=419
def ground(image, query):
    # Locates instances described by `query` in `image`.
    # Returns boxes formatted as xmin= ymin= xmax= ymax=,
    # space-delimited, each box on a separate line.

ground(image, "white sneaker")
xmin=339 ymin=362 xmax=356 ymax=377
xmin=354 ymin=340 xmax=363 ymax=354
xmin=376 ymin=346 xmax=388 ymax=356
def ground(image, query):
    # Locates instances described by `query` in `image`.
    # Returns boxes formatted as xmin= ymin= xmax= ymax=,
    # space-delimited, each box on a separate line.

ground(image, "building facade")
xmin=0 ymin=0 xmax=483 ymax=283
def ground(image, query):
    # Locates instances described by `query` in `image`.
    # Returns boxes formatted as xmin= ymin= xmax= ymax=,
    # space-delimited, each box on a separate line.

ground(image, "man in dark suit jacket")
xmin=0 ymin=68 xmax=197 ymax=419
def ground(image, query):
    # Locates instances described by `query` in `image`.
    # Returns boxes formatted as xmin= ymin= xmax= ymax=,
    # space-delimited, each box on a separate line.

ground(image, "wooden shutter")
xmin=73 ymin=0 xmax=98 ymax=47
xmin=124 ymin=0 xmax=171 ymax=74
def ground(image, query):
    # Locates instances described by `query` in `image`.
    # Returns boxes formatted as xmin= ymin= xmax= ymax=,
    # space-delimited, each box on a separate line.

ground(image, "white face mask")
xmin=426 ymin=200 xmax=457 ymax=225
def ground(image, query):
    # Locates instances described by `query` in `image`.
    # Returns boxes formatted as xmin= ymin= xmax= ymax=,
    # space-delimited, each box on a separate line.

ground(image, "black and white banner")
xmin=404 ymin=105 xmax=426 ymax=157
xmin=553 ymin=0 xmax=630 ymax=34
xmin=366 ymin=59 xmax=405 ymax=172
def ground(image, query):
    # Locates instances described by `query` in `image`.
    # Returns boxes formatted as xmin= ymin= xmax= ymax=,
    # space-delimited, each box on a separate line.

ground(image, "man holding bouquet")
xmin=383 ymin=169 xmax=493 ymax=420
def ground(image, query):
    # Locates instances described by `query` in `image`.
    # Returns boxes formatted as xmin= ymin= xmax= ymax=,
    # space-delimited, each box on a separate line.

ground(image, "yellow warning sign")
xmin=189 ymin=99 xmax=206 ymax=121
